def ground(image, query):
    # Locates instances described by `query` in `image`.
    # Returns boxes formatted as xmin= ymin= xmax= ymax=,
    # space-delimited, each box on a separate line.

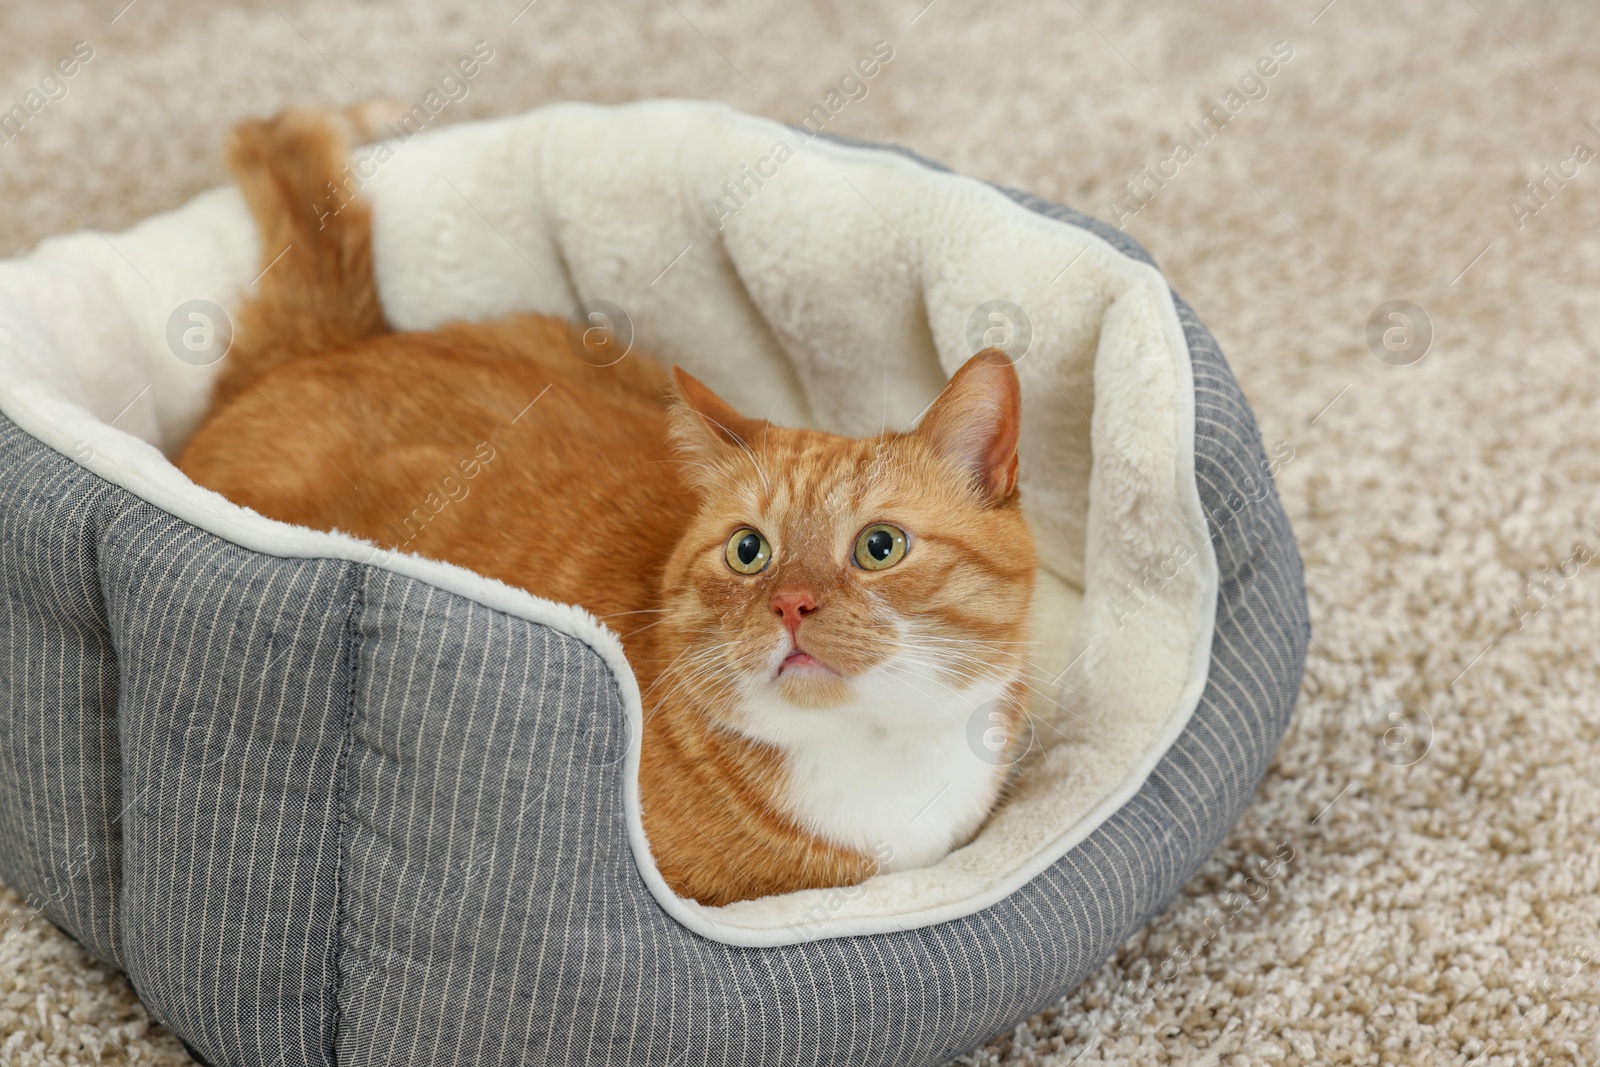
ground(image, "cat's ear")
xmin=914 ymin=349 xmax=1022 ymax=504
xmin=668 ymin=366 xmax=759 ymax=464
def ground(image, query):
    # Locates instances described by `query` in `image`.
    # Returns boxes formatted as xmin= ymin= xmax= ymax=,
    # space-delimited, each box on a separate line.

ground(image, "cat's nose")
xmin=771 ymin=591 xmax=817 ymax=636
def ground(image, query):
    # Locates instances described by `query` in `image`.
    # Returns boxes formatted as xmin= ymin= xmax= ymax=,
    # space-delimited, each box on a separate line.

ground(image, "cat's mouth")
xmin=769 ymin=640 xmax=853 ymax=709
xmin=780 ymin=648 xmax=825 ymax=673
xmin=774 ymin=633 xmax=846 ymax=680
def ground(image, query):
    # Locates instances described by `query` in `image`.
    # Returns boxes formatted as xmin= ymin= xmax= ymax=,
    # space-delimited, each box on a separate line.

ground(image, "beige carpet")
xmin=3 ymin=1 xmax=1599 ymax=1064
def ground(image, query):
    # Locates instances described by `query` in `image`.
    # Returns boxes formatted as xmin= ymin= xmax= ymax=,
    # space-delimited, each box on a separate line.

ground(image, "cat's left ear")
xmin=668 ymin=366 xmax=760 ymax=462
xmin=914 ymin=349 xmax=1022 ymax=504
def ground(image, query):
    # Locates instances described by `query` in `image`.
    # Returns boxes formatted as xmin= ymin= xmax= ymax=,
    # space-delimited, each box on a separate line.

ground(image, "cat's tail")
xmin=210 ymin=104 xmax=398 ymax=408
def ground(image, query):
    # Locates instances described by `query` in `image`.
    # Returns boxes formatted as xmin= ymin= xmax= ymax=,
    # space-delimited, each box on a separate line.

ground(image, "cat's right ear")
xmin=914 ymin=349 xmax=1023 ymax=505
xmin=668 ymin=367 xmax=759 ymax=469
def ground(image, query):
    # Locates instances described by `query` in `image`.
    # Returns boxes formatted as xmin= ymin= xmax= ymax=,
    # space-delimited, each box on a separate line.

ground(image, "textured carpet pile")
xmin=2 ymin=1 xmax=1598 ymax=1064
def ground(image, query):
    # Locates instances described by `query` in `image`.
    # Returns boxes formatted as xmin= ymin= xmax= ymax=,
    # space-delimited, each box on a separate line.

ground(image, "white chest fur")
xmin=732 ymin=657 xmax=1015 ymax=872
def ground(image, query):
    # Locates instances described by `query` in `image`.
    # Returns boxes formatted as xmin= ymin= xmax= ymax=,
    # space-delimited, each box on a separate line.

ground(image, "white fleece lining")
xmin=0 ymin=99 xmax=1216 ymax=947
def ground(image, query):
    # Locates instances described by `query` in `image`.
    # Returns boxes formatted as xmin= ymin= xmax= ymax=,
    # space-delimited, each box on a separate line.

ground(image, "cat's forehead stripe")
xmin=748 ymin=442 xmax=889 ymax=523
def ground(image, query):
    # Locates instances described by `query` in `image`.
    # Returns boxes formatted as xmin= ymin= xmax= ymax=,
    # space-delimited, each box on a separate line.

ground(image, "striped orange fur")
xmin=177 ymin=108 xmax=1037 ymax=905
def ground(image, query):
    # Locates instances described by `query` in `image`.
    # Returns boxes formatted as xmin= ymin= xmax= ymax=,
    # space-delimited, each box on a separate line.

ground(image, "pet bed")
xmin=0 ymin=100 xmax=1307 ymax=1066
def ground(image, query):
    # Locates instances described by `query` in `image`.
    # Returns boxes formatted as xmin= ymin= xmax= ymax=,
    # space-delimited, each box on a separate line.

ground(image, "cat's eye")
xmin=853 ymin=523 xmax=909 ymax=571
xmin=725 ymin=528 xmax=772 ymax=575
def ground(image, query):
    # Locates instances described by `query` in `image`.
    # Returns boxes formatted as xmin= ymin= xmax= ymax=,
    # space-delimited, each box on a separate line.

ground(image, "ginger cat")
xmin=177 ymin=108 xmax=1038 ymax=906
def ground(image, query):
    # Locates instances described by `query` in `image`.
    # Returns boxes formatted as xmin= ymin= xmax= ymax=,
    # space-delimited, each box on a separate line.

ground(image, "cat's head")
xmin=653 ymin=351 xmax=1036 ymax=742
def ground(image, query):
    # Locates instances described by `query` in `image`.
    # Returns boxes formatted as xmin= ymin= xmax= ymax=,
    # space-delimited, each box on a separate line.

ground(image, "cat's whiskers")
xmin=760 ymin=421 xmax=775 ymax=500
xmin=883 ymin=651 xmax=1066 ymax=762
xmin=725 ymin=430 xmax=774 ymax=498
xmin=181 ymin=105 xmax=1041 ymax=907
xmin=884 ymin=649 xmax=993 ymax=694
xmin=899 ymin=633 xmax=1039 ymax=651
xmin=645 ymin=638 xmax=731 ymax=682
xmin=693 ymin=414 xmax=775 ymax=498
xmin=896 ymin=636 xmax=1034 ymax=681
xmin=900 ymin=640 xmax=1076 ymax=696
xmin=664 ymin=457 xmax=749 ymax=496
xmin=894 ymin=638 xmax=1046 ymax=694
xmin=903 ymin=638 xmax=1077 ymax=700
xmin=863 ymin=437 xmax=919 ymax=492
xmin=876 ymin=657 xmax=975 ymax=709
xmin=643 ymin=640 xmax=746 ymax=713
xmin=639 ymin=643 xmax=720 ymax=700
xmin=894 ymin=642 xmax=1094 ymax=731
xmin=879 ymin=362 xmax=890 ymax=437
xmin=618 ymin=615 xmax=688 ymax=638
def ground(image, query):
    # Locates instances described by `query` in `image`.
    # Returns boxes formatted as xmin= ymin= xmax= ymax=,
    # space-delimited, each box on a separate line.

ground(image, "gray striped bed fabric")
xmin=0 ymin=178 xmax=1308 ymax=1066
